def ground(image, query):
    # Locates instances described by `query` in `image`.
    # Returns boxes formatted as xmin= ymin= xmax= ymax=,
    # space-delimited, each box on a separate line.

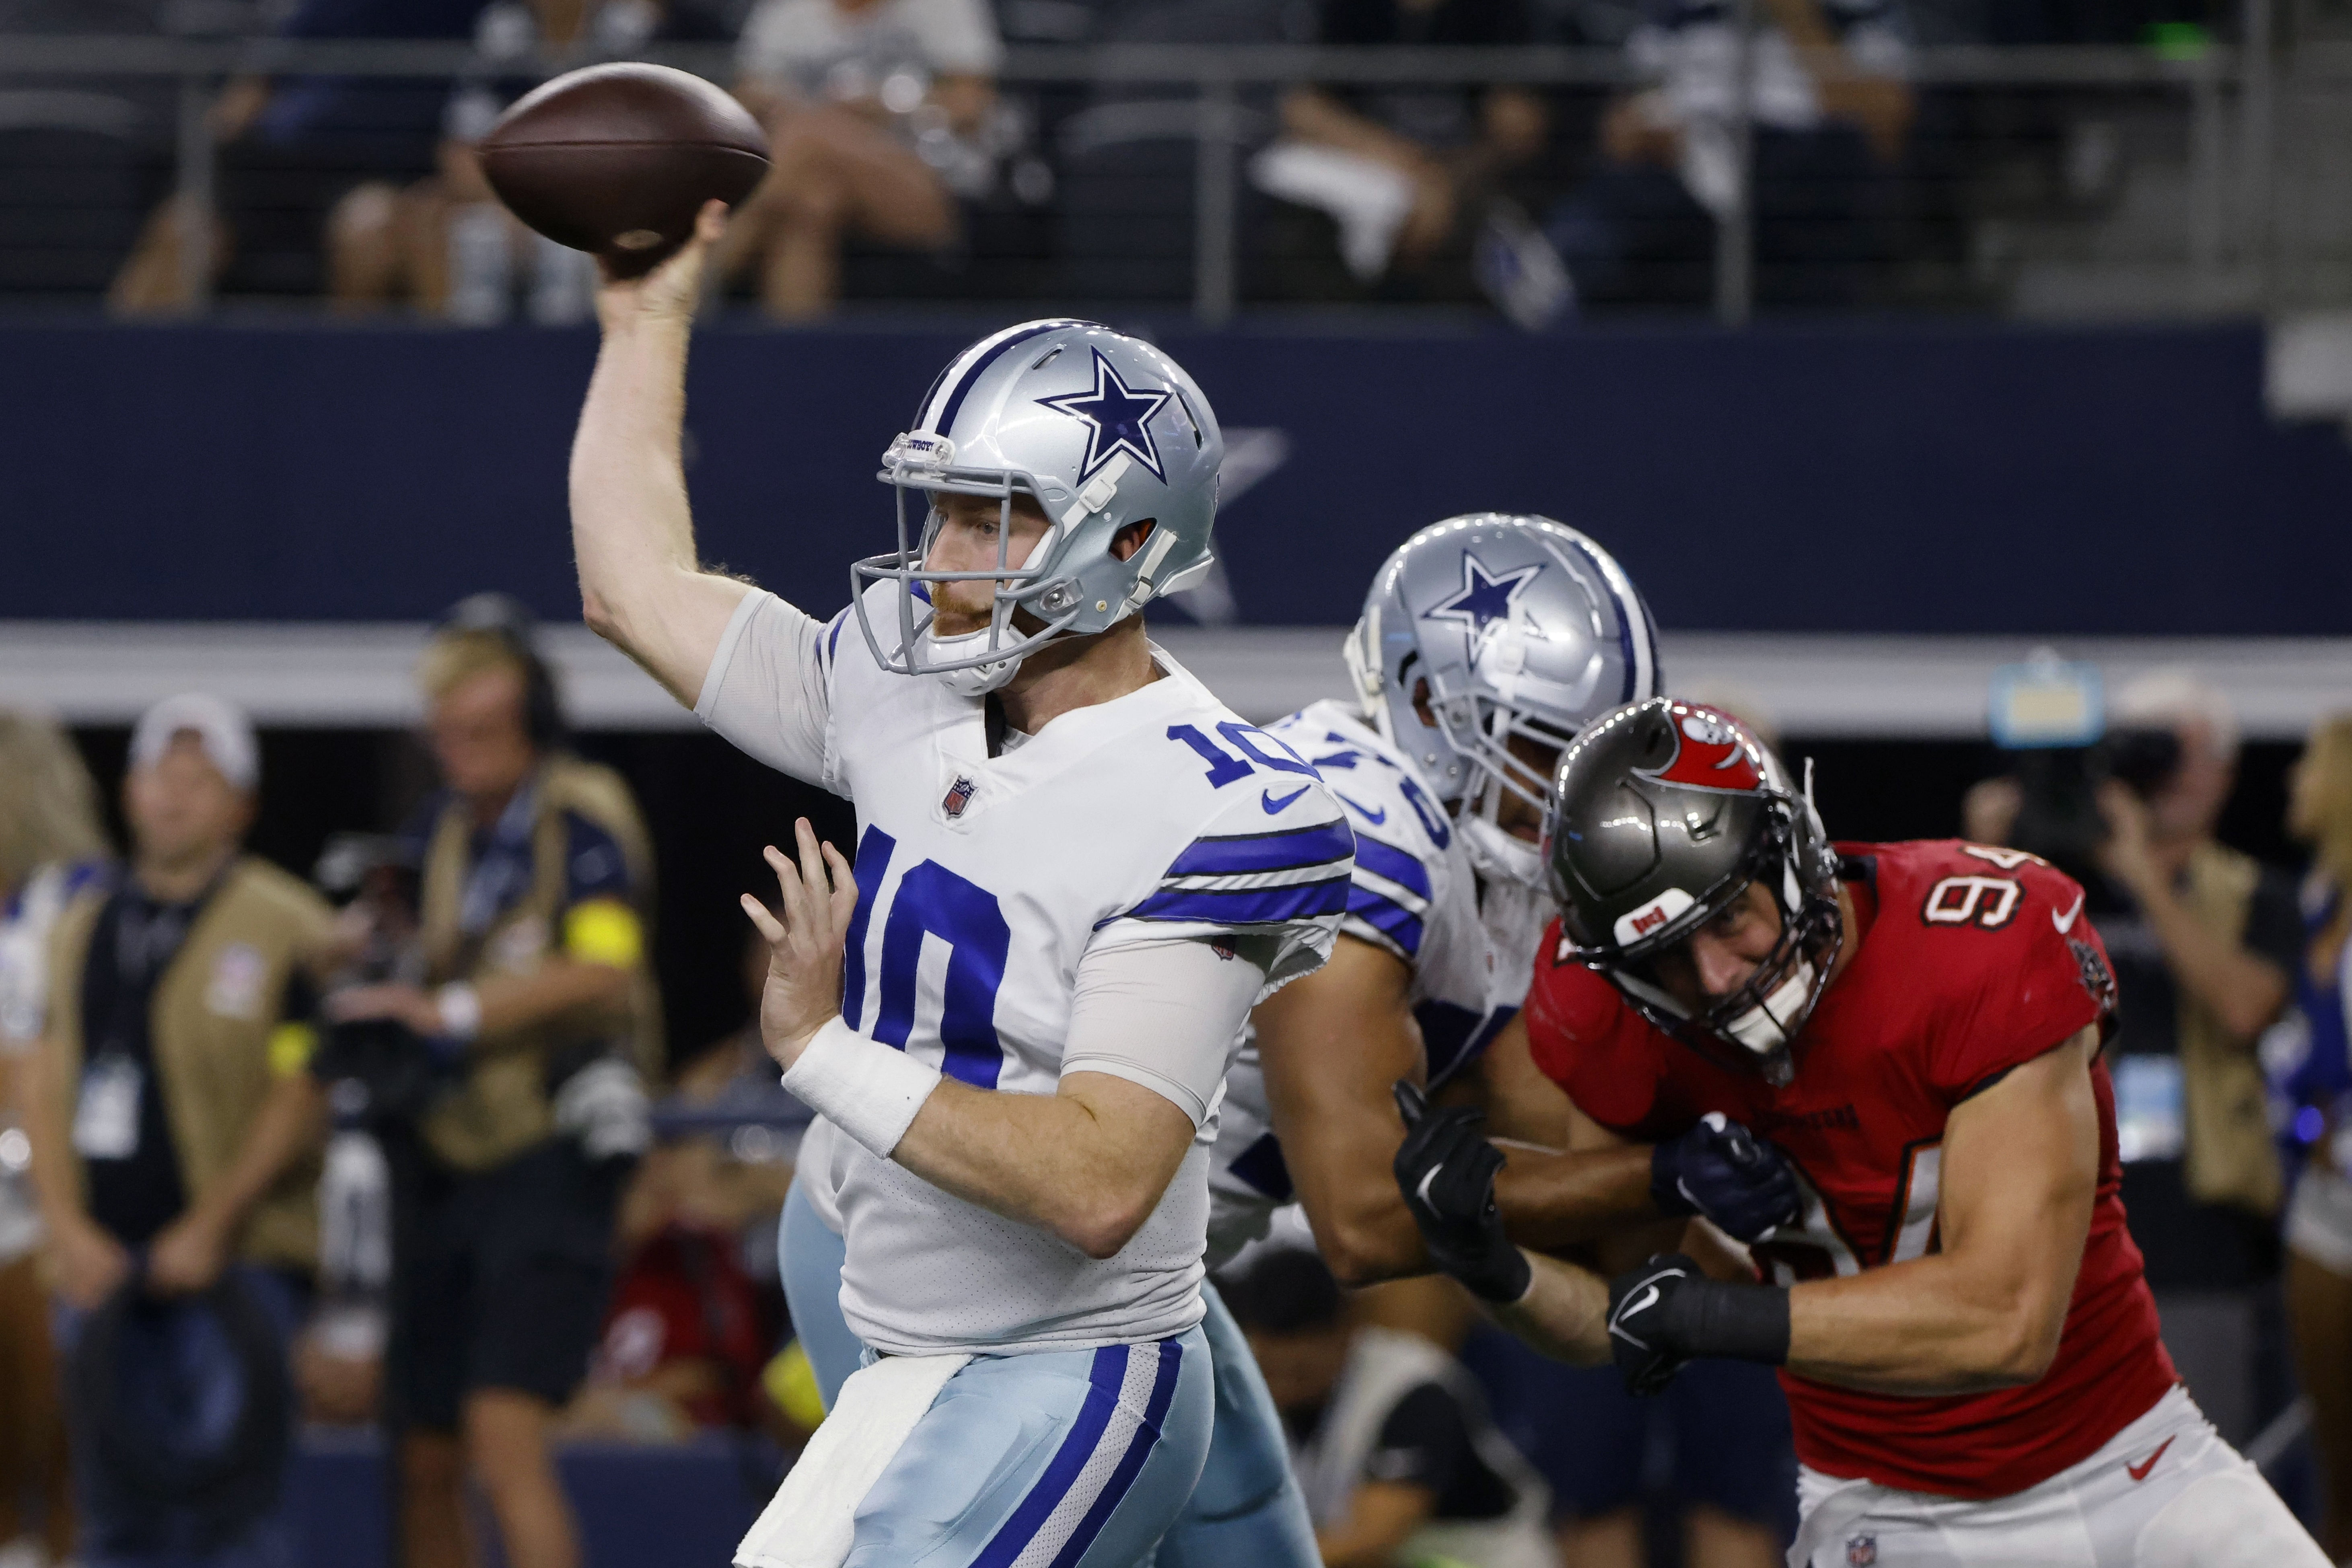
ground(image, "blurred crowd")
xmin=0 ymin=0 xmax=2243 ymax=321
xmin=0 ymin=597 xmax=2349 ymax=1568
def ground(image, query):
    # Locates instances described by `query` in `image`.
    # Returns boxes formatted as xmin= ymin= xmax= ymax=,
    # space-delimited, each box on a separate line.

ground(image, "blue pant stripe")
xmin=972 ymin=1345 xmax=1129 ymax=1568
xmin=1046 ymin=1339 xmax=1182 ymax=1568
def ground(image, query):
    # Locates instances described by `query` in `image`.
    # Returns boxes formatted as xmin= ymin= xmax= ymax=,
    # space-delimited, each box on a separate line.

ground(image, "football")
xmin=479 ymin=62 xmax=770 ymax=278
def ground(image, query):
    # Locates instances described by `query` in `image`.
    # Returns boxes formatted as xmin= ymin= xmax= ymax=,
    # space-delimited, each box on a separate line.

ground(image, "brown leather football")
xmin=479 ymin=63 xmax=770 ymax=278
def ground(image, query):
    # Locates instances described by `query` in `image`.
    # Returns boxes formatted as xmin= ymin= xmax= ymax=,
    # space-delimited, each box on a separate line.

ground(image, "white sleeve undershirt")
xmin=693 ymin=589 xmax=834 ymax=788
xmin=1059 ymin=934 xmax=1274 ymax=1130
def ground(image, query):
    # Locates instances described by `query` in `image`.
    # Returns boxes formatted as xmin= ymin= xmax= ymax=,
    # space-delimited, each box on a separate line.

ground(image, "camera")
xmin=1988 ymin=655 xmax=2184 ymax=883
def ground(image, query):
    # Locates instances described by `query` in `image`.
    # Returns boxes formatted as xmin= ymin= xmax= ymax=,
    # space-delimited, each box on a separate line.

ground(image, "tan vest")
xmin=2176 ymin=841 xmax=2285 ymax=1218
xmin=43 ymin=858 xmax=331 ymax=1272
xmin=414 ymin=756 xmax=662 ymax=1172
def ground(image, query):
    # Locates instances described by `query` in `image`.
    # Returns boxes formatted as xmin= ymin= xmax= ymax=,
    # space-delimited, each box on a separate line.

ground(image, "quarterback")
xmin=570 ymin=203 xmax=1348 ymax=1566
xmin=1395 ymin=697 xmax=2325 ymax=1566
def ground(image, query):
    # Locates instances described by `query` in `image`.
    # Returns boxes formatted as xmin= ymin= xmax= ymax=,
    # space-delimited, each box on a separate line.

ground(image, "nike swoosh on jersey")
xmin=2052 ymin=891 xmax=2087 ymax=933
xmin=2126 ymin=1436 xmax=2174 ymax=1482
xmin=1333 ymin=791 xmax=1387 ymax=824
xmin=1262 ymin=785 xmax=1311 ymax=813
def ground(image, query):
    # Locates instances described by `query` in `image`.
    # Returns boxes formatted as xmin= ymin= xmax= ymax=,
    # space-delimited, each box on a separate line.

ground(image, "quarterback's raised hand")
xmin=1391 ymin=1082 xmax=1532 ymax=1304
xmin=1605 ymin=1251 xmax=1792 ymax=1397
xmin=1650 ymin=1112 xmax=1803 ymax=1242
xmin=595 ymin=198 xmax=726 ymax=329
xmin=742 ymin=818 xmax=860 ymax=1070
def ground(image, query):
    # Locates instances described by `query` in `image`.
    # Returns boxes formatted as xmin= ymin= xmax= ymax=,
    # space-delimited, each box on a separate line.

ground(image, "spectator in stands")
xmin=1965 ymin=669 xmax=2299 ymax=1447
xmin=1541 ymin=0 xmax=1913 ymax=309
xmin=1225 ymin=1246 xmax=1555 ymax=1568
xmin=724 ymin=0 xmax=1005 ymax=317
xmin=0 ymin=711 xmax=110 ymax=1568
xmin=111 ymin=0 xmax=493 ymax=312
xmin=2281 ymin=714 xmax=2352 ymax=1560
xmin=1251 ymin=0 xmax=1561 ymax=310
xmin=22 ymin=694 xmax=331 ymax=1568
xmin=328 ymin=0 xmax=739 ymax=323
xmin=328 ymin=596 xmax=659 ymax=1568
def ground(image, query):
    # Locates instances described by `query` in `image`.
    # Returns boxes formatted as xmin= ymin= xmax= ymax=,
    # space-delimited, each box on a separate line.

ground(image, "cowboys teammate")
xmin=1181 ymin=517 xmax=1805 ymax=1564
xmin=570 ymin=204 xmax=1348 ymax=1566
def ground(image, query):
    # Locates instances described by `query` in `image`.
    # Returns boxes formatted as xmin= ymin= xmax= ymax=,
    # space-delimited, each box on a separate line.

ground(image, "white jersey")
xmin=701 ymin=586 xmax=1348 ymax=1355
xmin=1206 ymin=701 xmax=1549 ymax=1267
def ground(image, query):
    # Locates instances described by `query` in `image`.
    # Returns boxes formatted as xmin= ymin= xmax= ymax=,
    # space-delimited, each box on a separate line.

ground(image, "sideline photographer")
xmin=21 ymin=695 xmax=331 ymax=1568
xmin=329 ymin=597 xmax=659 ymax=1568
xmin=1966 ymin=668 xmax=2298 ymax=1444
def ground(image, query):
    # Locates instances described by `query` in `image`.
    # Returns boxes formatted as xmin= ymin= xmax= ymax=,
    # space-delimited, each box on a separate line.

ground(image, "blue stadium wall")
xmin=4 ymin=319 xmax=2347 ymax=636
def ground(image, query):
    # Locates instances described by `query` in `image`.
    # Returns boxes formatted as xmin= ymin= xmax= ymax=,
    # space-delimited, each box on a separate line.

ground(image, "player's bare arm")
xmin=1780 ymin=1025 xmax=2099 ymax=1394
xmin=1255 ymin=934 xmax=1431 ymax=1284
xmin=571 ymin=200 xmax=753 ymax=704
xmin=745 ymin=819 xmax=1210 ymax=1259
xmin=1480 ymin=1014 xmax=1659 ymax=1253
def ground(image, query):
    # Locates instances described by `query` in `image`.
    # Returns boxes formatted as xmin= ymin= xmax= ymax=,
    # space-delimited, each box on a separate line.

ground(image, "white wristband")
xmin=780 ymin=1017 xmax=942 ymax=1160
xmin=435 ymin=983 xmax=482 ymax=1043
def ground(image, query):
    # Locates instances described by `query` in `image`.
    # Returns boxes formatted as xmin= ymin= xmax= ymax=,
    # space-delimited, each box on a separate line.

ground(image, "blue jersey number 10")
xmin=838 ymin=825 xmax=1010 ymax=1089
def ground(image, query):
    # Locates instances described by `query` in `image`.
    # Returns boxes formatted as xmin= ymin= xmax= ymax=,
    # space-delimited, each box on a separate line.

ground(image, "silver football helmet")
xmin=854 ymin=319 xmax=1224 ymax=693
xmin=1342 ymin=514 xmax=1664 ymax=887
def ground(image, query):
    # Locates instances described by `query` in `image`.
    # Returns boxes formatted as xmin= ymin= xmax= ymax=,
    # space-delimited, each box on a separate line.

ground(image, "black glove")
xmin=1650 ymin=1112 xmax=1802 ymax=1243
xmin=1605 ymin=1251 xmax=1792 ymax=1398
xmin=1392 ymin=1081 xmax=1532 ymax=1304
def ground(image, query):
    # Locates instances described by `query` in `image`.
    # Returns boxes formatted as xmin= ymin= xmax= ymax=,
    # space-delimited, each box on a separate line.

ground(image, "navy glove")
xmin=1650 ymin=1112 xmax=1802 ymax=1242
xmin=1605 ymin=1251 xmax=1792 ymax=1398
xmin=1392 ymin=1081 xmax=1532 ymax=1304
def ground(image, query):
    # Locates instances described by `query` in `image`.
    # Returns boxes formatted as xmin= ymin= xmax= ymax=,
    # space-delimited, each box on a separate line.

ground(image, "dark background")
xmin=65 ymin=726 xmax=2307 ymax=1070
xmin=5 ymin=319 xmax=2350 ymax=635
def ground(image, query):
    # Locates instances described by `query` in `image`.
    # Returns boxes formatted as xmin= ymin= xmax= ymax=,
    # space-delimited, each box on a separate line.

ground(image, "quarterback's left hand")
xmin=742 ymin=818 xmax=860 ymax=1070
xmin=1392 ymin=1081 xmax=1532 ymax=1304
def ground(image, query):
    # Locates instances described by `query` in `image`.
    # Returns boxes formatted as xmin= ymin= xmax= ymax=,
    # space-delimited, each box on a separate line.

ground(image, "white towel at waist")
xmin=736 ymin=1351 xmax=972 ymax=1568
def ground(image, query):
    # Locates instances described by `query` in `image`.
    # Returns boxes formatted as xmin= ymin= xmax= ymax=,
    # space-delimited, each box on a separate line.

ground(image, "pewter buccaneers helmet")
xmin=1546 ymin=698 xmax=1841 ymax=1085
xmin=1341 ymin=514 xmax=1663 ymax=887
xmin=854 ymin=319 xmax=1224 ymax=693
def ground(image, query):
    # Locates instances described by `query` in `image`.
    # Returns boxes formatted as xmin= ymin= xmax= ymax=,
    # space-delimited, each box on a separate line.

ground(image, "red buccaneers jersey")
xmin=1525 ymin=840 xmax=2178 ymax=1500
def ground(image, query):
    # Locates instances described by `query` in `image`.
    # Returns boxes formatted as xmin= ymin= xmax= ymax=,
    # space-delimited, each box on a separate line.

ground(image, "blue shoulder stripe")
xmin=1350 ymin=833 xmax=1432 ymax=901
xmin=1346 ymin=886 xmax=1425 ymax=957
xmin=1126 ymin=876 xmax=1349 ymax=926
xmin=1165 ymin=819 xmax=1354 ymax=879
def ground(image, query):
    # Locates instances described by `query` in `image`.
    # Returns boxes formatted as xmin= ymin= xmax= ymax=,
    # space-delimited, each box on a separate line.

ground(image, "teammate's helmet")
xmin=853 ymin=319 xmax=1223 ymax=693
xmin=1546 ymin=698 xmax=1841 ymax=1084
xmin=1341 ymin=514 xmax=1663 ymax=888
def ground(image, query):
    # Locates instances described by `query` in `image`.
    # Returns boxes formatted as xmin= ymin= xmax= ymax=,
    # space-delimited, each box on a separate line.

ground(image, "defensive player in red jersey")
xmin=1389 ymin=696 xmax=2325 ymax=1566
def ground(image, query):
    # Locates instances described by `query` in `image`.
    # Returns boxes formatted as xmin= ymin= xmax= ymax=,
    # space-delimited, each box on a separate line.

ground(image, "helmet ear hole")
xmin=1410 ymin=677 xmax=1437 ymax=730
xmin=1110 ymin=519 xmax=1156 ymax=562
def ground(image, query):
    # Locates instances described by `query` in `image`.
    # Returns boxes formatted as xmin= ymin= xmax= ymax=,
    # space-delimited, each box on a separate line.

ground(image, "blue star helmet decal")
xmin=1035 ymin=349 xmax=1173 ymax=483
xmin=1422 ymin=553 xmax=1543 ymax=636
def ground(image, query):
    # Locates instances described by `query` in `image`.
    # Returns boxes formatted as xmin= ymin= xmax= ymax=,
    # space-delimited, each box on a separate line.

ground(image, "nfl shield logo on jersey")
xmin=1846 ymin=1535 xmax=1877 ymax=1567
xmin=942 ymin=775 xmax=977 ymax=819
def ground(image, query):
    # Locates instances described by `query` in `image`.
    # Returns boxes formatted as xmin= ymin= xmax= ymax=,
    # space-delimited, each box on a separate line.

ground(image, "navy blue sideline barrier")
xmin=288 ymin=1428 xmax=772 ymax=1568
xmin=4 ymin=318 xmax=2349 ymax=635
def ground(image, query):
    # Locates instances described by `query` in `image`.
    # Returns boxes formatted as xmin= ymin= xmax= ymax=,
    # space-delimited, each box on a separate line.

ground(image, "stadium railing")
xmin=0 ymin=29 xmax=2342 ymax=323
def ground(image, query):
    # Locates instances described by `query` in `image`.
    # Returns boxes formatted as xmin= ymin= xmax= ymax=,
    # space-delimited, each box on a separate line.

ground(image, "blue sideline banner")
xmin=3 ymin=319 xmax=2348 ymax=635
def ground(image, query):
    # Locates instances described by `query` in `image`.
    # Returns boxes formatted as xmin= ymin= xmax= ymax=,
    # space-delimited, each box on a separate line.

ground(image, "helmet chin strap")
xmin=920 ymin=626 xmax=1026 ymax=697
xmin=1460 ymin=813 xmax=1543 ymax=890
xmin=1722 ymin=960 xmax=1817 ymax=1058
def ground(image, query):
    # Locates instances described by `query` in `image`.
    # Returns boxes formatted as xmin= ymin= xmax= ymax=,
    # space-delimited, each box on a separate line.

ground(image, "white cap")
xmin=130 ymin=693 xmax=259 ymax=793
